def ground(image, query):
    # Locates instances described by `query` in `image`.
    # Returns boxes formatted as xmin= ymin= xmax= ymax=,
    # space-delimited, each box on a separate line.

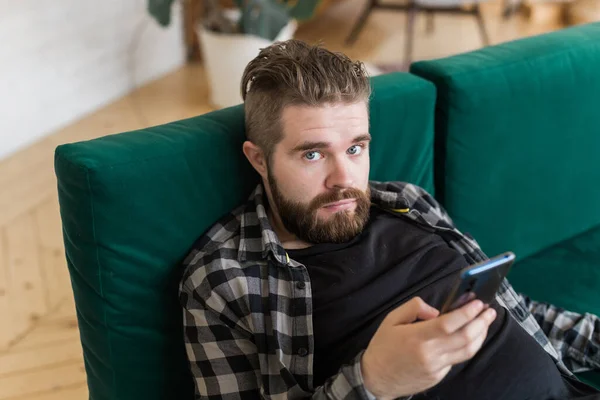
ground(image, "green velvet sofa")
xmin=54 ymin=22 xmax=600 ymax=399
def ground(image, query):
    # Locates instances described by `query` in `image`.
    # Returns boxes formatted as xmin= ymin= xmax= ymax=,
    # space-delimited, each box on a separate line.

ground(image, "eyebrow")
xmin=290 ymin=134 xmax=372 ymax=154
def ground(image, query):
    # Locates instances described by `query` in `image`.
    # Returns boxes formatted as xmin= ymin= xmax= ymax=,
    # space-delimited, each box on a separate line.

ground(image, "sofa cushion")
xmin=54 ymin=72 xmax=436 ymax=400
xmin=509 ymin=224 xmax=600 ymax=318
xmin=410 ymin=22 xmax=600 ymax=261
xmin=578 ymin=370 xmax=600 ymax=391
xmin=508 ymin=224 xmax=600 ymax=388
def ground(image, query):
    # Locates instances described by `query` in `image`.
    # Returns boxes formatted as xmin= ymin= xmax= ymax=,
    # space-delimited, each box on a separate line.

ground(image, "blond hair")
xmin=241 ymin=39 xmax=371 ymax=161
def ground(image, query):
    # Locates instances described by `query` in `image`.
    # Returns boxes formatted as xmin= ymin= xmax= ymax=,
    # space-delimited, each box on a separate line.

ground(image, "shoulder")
xmin=179 ymin=203 xmax=247 ymax=299
xmin=369 ymin=180 xmax=455 ymax=228
xmin=369 ymin=180 xmax=437 ymax=208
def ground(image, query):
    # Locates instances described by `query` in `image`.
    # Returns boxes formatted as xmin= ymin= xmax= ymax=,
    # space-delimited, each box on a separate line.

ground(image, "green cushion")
xmin=509 ymin=224 xmax=600 ymax=317
xmin=508 ymin=224 xmax=600 ymax=389
xmin=367 ymin=73 xmax=435 ymax=187
xmin=410 ymin=22 xmax=600 ymax=261
xmin=578 ymin=370 xmax=600 ymax=391
xmin=54 ymin=72 xmax=436 ymax=400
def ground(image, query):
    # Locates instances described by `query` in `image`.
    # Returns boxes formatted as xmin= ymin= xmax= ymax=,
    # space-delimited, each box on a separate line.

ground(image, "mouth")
xmin=321 ymin=198 xmax=357 ymax=211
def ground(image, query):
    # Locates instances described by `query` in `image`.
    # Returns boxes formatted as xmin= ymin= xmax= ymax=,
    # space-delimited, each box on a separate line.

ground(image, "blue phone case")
xmin=441 ymin=252 xmax=516 ymax=314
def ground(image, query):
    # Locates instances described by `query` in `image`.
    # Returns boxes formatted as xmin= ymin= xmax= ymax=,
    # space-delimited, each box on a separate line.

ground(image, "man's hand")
xmin=361 ymin=296 xmax=497 ymax=399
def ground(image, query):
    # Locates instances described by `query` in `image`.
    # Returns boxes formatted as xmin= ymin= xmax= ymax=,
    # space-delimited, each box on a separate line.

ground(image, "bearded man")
xmin=179 ymin=39 xmax=600 ymax=400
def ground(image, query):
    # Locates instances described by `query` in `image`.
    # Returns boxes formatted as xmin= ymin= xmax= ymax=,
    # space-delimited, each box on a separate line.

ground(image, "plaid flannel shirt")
xmin=180 ymin=181 xmax=600 ymax=399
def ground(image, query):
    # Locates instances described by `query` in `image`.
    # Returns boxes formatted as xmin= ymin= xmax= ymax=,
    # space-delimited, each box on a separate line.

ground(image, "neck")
xmin=266 ymin=207 xmax=312 ymax=250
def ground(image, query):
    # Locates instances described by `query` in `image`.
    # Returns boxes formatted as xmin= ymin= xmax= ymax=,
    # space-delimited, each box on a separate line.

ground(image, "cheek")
xmin=272 ymin=159 xmax=321 ymax=202
xmin=357 ymin=154 xmax=371 ymax=186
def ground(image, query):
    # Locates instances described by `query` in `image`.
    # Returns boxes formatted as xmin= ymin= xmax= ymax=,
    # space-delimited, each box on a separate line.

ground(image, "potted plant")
xmin=148 ymin=0 xmax=323 ymax=108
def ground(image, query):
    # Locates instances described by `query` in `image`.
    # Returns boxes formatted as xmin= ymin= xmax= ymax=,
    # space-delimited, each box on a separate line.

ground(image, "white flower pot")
xmin=197 ymin=18 xmax=297 ymax=109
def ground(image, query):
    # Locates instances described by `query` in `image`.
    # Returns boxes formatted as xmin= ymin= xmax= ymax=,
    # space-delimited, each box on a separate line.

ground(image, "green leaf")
xmin=239 ymin=0 xmax=291 ymax=40
xmin=147 ymin=0 xmax=176 ymax=27
xmin=147 ymin=0 xmax=322 ymax=39
xmin=287 ymin=0 xmax=322 ymax=20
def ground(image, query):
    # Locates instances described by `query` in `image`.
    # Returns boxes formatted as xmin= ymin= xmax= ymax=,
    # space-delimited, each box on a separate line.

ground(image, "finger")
xmin=439 ymin=327 xmax=488 ymax=366
xmin=428 ymin=300 xmax=485 ymax=338
xmin=385 ymin=297 xmax=440 ymax=326
xmin=435 ymin=308 xmax=497 ymax=353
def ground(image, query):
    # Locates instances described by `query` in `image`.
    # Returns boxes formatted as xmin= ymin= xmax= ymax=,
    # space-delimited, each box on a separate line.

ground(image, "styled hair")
xmin=241 ymin=39 xmax=371 ymax=161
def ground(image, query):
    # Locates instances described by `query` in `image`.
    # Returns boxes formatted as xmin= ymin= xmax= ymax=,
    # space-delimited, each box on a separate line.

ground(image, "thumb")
xmin=385 ymin=297 xmax=440 ymax=326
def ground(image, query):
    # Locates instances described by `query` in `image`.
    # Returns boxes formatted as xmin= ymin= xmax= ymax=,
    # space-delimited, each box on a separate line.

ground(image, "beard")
xmin=267 ymin=171 xmax=371 ymax=244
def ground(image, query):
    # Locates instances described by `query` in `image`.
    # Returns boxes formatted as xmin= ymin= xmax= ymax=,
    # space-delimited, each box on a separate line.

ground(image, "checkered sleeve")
xmin=181 ymin=281 xmax=262 ymax=399
xmin=182 ymin=278 xmax=389 ymax=400
xmin=520 ymin=294 xmax=600 ymax=373
xmin=313 ymin=352 xmax=375 ymax=400
xmin=313 ymin=350 xmax=416 ymax=400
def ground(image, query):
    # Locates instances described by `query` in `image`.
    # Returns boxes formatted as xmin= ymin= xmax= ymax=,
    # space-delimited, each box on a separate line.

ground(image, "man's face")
xmin=266 ymin=102 xmax=371 ymax=244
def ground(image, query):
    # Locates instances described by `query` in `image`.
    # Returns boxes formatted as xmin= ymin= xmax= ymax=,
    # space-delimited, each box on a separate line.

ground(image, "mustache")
xmin=309 ymin=188 xmax=370 ymax=211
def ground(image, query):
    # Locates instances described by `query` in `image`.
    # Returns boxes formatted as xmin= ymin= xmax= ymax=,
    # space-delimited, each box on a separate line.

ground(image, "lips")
xmin=322 ymin=199 xmax=356 ymax=208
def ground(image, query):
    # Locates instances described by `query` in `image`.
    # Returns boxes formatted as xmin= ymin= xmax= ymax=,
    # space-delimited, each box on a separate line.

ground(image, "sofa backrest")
xmin=54 ymin=72 xmax=436 ymax=400
xmin=411 ymin=22 xmax=600 ymax=261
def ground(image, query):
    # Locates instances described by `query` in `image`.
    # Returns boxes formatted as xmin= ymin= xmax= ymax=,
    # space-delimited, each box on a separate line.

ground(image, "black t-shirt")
xmin=287 ymin=206 xmax=598 ymax=399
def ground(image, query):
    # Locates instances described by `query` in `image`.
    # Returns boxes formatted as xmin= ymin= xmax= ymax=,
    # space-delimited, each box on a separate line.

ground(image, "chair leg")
xmin=346 ymin=0 xmax=378 ymax=45
xmin=404 ymin=2 xmax=417 ymax=68
xmin=426 ymin=10 xmax=435 ymax=33
xmin=474 ymin=5 xmax=490 ymax=46
xmin=502 ymin=0 xmax=513 ymax=19
xmin=502 ymin=0 xmax=523 ymax=19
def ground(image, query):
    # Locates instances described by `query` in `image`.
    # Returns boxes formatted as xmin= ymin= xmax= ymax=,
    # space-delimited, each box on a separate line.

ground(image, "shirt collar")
xmin=238 ymin=184 xmax=289 ymax=265
xmin=237 ymin=182 xmax=412 ymax=265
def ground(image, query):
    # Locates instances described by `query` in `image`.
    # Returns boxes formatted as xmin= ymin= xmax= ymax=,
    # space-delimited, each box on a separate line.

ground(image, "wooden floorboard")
xmin=0 ymin=362 xmax=87 ymax=400
xmin=33 ymin=197 xmax=71 ymax=312
xmin=0 ymin=227 xmax=12 ymax=350
xmin=0 ymin=340 xmax=84 ymax=378
xmin=14 ymin=384 xmax=88 ymax=400
xmin=5 ymin=213 xmax=48 ymax=333
xmin=9 ymin=314 xmax=80 ymax=353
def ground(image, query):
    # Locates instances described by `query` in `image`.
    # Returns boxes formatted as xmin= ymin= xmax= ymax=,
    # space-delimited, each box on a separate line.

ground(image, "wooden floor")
xmin=0 ymin=2 xmax=563 ymax=398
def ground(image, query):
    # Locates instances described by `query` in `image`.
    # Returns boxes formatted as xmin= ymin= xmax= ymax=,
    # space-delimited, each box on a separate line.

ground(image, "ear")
xmin=243 ymin=141 xmax=268 ymax=179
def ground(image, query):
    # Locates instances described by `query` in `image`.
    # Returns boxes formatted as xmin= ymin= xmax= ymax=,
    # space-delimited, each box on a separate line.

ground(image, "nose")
xmin=325 ymin=157 xmax=354 ymax=190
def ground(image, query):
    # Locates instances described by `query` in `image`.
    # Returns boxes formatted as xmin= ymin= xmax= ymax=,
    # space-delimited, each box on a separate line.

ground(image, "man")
xmin=179 ymin=40 xmax=600 ymax=399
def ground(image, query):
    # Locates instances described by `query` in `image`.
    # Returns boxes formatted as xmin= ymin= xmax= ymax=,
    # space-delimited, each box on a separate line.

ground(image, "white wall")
xmin=0 ymin=0 xmax=186 ymax=160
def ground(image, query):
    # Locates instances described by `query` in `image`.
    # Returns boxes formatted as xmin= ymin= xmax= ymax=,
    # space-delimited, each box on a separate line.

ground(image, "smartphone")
xmin=440 ymin=252 xmax=516 ymax=314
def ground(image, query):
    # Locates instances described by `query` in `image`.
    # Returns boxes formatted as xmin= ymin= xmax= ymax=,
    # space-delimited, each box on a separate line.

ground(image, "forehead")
xmin=279 ymin=102 xmax=369 ymax=145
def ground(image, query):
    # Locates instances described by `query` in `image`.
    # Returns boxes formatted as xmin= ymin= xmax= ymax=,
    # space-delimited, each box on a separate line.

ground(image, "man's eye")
xmin=347 ymin=145 xmax=363 ymax=155
xmin=304 ymin=151 xmax=322 ymax=161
